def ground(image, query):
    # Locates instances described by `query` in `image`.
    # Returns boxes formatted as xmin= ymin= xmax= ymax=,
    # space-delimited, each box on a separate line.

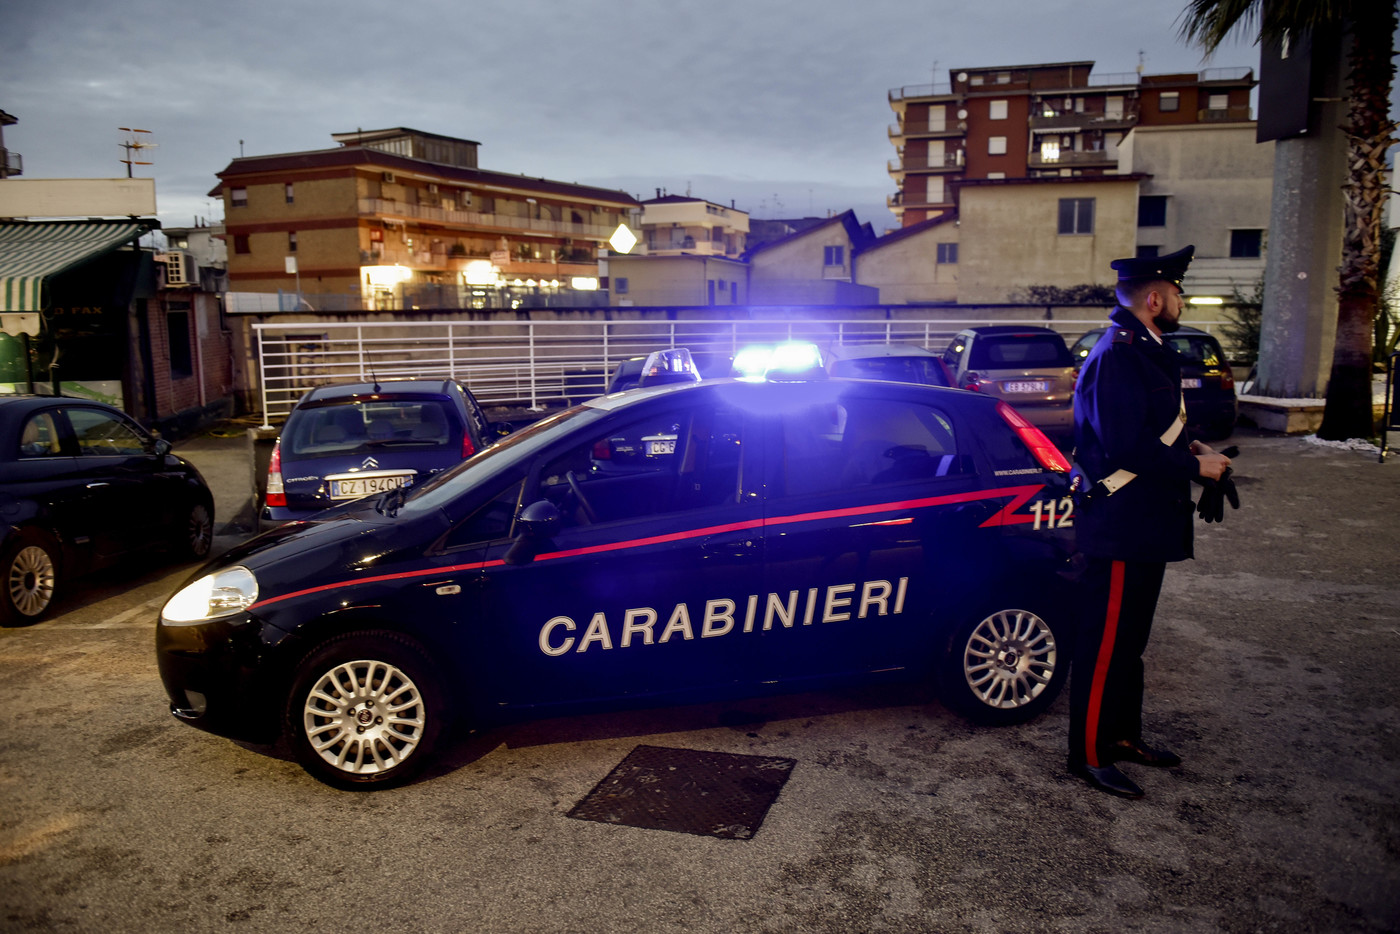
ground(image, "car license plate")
xmin=1004 ymin=381 xmax=1051 ymax=393
xmin=645 ymin=437 xmax=677 ymax=455
xmin=1181 ymin=378 xmax=1202 ymax=389
xmin=330 ymin=474 xmax=411 ymax=500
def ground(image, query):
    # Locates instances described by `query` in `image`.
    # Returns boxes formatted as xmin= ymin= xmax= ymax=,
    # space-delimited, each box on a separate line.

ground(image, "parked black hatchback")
xmin=263 ymin=379 xmax=501 ymax=524
xmin=0 ymin=395 xmax=214 ymax=625
xmin=1070 ymin=325 xmax=1237 ymax=439
xmin=161 ymin=364 xmax=1080 ymax=790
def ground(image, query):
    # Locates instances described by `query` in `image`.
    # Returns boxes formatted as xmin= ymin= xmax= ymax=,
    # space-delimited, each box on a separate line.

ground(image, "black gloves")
xmin=1196 ymin=467 xmax=1240 ymax=522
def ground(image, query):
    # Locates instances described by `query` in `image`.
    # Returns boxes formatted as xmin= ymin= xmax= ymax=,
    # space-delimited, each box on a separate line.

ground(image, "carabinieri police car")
xmin=157 ymin=347 xmax=1079 ymax=789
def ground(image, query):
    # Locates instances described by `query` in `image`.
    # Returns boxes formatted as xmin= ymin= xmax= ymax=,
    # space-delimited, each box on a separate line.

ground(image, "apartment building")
xmin=639 ymin=194 xmax=749 ymax=257
xmin=887 ymin=61 xmax=1256 ymax=227
xmin=210 ymin=128 xmax=640 ymax=309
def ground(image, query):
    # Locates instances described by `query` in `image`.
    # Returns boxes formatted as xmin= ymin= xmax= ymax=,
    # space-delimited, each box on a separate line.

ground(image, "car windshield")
xmin=285 ymin=399 xmax=458 ymax=456
xmin=1166 ymin=335 xmax=1223 ymax=366
xmin=833 ymin=356 xmax=948 ymax=386
xmin=969 ymin=335 xmax=1073 ymax=369
xmin=399 ymin=406 xmax=602 ymax=514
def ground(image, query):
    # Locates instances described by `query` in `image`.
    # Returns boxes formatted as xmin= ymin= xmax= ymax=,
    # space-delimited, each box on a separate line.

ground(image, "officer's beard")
xmin=1153 ymin=313 xmax=1181 ymax=334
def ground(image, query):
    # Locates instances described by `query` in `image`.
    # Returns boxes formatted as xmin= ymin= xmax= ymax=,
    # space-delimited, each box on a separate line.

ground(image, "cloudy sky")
xmin=3 ymin=0 xmax=1266 ymax=235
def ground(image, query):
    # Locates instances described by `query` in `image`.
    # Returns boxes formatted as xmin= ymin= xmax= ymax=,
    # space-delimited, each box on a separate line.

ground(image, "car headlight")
xmin=162 ymin=566 xmax=259 ymax=625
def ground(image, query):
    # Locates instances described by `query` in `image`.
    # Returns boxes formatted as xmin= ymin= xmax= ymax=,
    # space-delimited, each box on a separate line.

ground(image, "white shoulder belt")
xmin=1097 ymin=397 xmax=1187 ymax=495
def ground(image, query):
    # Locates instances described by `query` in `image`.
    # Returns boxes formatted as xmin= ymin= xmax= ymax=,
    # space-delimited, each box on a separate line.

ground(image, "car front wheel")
xmin=937 ymin=605 xmax=1068 ymax=726
xmin=0 ymin=530 xmax=59 ymax=626
xmin=285 ymin=631 xmax=445 ymax=789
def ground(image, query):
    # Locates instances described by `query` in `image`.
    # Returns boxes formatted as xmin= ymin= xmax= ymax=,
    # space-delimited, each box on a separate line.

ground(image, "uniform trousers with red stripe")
xmin=1068 ymin=557 xmax=1167 ymax=768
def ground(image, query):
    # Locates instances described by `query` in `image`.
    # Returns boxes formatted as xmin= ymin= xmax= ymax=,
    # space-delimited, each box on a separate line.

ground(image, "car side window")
xmin=537 ymin=403 xmax=744 ymax=527
xmin=17 ymin=412 xmax=62 ymax=458
xmin=780 ymin=397 xmax=970 ymax=498
xmin=66 ymin=408 xmax=147 ymax=456
xmin=942 ymin=338 xmax=966 ymax=369
xmin=440 ymin=477 xmax=526 ymax=551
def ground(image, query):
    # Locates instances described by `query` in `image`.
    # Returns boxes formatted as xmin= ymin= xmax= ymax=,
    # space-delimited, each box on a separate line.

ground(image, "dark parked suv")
xmin=1070 ymin=325 xmax=1237 ymax=439
xmin=941 ymin=326 xmax=1077 ymax=439
xmin=262 ymin=379 xmax=501 ymax=524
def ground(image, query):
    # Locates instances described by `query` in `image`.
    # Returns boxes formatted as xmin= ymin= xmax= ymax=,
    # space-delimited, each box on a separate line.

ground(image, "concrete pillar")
xmin=1254 ymin=29 xmax=1350 ymax=399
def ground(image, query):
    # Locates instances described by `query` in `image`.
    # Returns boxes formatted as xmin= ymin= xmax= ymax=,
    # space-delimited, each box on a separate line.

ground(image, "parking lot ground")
xmin=1 ymin=428 xmax=1397 ymax=933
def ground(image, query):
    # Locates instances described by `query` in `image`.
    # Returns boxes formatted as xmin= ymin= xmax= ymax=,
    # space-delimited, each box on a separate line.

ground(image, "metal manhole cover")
xmin=567 ymin=745 xmax=796 ymax=840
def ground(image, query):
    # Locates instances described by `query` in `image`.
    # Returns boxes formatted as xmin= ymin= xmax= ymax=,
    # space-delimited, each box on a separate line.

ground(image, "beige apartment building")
xmin=210 ymin=128 xmax=639 ymax=309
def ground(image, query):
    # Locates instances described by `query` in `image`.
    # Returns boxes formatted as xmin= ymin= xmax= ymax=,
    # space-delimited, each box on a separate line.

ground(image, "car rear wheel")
xmin=937 ymin=604 xmax=1068 ymax=726
xmin=177 ymin=500 xmax=214 ymax=560
xmin=286 ymin=631 xmax=445 ymax=790
xmin=1 ymin=530 xmax=59 ymax=626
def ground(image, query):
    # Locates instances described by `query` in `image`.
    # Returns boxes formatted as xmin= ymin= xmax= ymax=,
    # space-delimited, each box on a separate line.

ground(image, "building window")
xmin=1138 ymin=195 xmax=1168 ymax=227
xmin=989 ymin=100 xmax=1008 ymax=120
xmin=1058 ymin=198 xmax=1095 ymax=235
xmin=1136 ymin=245 xmax=1161 ymax=258
xmin=288 ymin=231 xmax=298 ymax=253
xmin=1040 ymin=141 xmax=1061 ymax=162
xmin=614 ymin=277 xmax=629 ymax=294
xmin=233 ymin=234 xmax=250 ymax=254
xmin=987 ymin=172 xmax=1006 ymax=180
xmin=231 ymin=187 xmax=247 ymax=208
xmin=167 ymin=303 xmax=193 ymax=379
xmin=1208 ymin=93 xmax=1229 ymax=111
xmin=824 ymin=245 xmax=845 ymax=266
xmin=936 ymin=243 xmax=958 ymax=264
xmin=284 ymin=183 xmax=294 ymax=204
xmin=1230 ymin=229 xmax=1263 ymax=258
xmin=988 ymin=136 xmax=1008 ymax=155
xmin=1160 ymin=91 xmax=1180 ymax=113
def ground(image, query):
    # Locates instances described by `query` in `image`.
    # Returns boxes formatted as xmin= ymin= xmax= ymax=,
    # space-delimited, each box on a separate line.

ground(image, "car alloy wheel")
xmin=184 ymin=501 xmax=214 ymax=559
xmin=1 ymin=533 xmax=58 ymax=625
xmin=287 ymin=632 xmax=444 ymax=789
xmin=939 ymin=605 xmax=1065 ymax=726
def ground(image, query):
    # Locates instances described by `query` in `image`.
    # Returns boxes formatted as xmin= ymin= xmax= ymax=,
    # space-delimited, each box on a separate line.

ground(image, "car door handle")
xmin=701 ymin=537 xmax=758 ymax=560
xmin=86 ymin=482 xmax=111 ymax=489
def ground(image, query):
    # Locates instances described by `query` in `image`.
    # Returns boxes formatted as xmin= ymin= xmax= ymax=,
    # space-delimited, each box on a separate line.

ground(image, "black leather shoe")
xmin=1068 ymin=761 xmax=1144 ymax=799
xmin=1110 ymin=739 xmax=1181 ymax=768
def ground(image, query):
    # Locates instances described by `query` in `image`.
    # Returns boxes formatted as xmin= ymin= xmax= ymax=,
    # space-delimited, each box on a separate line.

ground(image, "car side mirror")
xmin=152 ymin=438 xmax=172 ymax=456
xmin=503 ymin=500 xmax=561 ymax=565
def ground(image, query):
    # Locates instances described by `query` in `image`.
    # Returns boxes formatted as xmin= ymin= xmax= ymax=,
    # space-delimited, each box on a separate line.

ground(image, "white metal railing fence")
xmin=252 ymin=317 xmax=1230 ymax=421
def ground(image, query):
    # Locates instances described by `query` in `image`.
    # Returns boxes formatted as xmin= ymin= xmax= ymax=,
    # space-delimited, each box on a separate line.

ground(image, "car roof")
xmin=826 ymin=342 xmax=938 ymax=360
xmin=1078 ymin=324 xmax=1216 ymax=338
xmin=958 ymin=325 xmax=1062 ymax=337
xmin=300 ymin=379 xmax=460 ymax=403
xmin=0 ymin=394 xmax=120 ymax=413
xmin=583 ymin=373 xmax=977 ymax=414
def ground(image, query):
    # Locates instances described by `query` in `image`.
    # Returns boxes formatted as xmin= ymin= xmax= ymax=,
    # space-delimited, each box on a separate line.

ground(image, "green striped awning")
xmin=0 ymin=220 xmax=153 ymax=314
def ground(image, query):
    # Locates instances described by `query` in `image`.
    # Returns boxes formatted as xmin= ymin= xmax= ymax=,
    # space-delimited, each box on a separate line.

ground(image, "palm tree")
xmin=1178 ymin=0 xmax=1397 ymax=440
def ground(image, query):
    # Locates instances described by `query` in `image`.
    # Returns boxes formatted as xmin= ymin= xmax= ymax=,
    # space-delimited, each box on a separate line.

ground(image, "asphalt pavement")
xmin=0 ymin=424 xmax=1395 ymax=933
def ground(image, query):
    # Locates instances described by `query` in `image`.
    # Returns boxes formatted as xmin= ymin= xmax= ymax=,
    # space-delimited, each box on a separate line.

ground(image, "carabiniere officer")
xmin=1067 ymin=244 xmax=1234 ymax=799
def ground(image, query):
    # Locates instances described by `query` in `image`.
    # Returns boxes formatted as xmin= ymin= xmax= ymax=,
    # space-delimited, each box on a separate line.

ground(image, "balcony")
xmin=361 ymin=247 xmax=596 ymax=280
xmin=359 ymin=198 xmax=617 ymax=240
xmin=888 ymin=119 xmax=967 ymax=140
xmin=1199 ymin=105 xmax=1253 ymax=122
xmin=888 ymin=152 xmax=964 ymax=176
xmin=1028 ymin=149 xmax=1118 ymax=169
xmin=889 ymin=82 xmax=955 ymax=102
xmin=1030 ymin=107 xmax=1139 ymax=132
xmin=0 ymin=148 xmax=20 ymax=177
xmin=887 ymin=191 xmax=956 ymax=212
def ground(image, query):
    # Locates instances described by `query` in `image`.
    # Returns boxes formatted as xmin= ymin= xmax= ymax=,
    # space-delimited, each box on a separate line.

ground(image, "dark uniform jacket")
xmin=1074 ymin=307 xmax=1200 ymax=563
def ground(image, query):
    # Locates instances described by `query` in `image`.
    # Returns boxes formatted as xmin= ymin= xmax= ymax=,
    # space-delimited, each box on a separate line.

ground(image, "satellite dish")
xmin=957 ymin=109 xmax=968 ymax=119
xmin=957 ymin=72 xmax=968 ymax=82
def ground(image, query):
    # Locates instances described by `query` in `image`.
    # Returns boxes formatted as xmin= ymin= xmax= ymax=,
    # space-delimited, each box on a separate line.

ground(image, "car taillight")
xmin=1220 ymin=368 xmax=1235 ymax=390
xmin=462 ymin=434 xmax=476 ymax=458
xmin=995 ymin=400 xmax=1071 ymax=473
xmin=265 ymin=440 xmax=287 ymax=507
xmin=592 ymin=440 xmax=612 ymax=460
xmin=964 ymin=372 xmax=983 ymax=392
